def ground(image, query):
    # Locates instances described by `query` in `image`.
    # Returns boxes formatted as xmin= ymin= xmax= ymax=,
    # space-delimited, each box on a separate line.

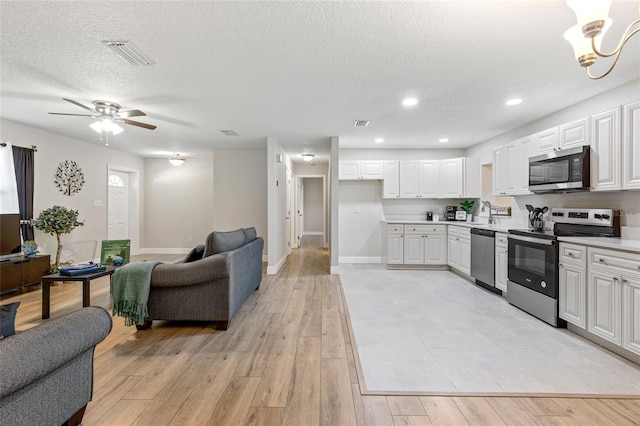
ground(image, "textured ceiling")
xmin=1 ymin=1 xmax=639 ymax=163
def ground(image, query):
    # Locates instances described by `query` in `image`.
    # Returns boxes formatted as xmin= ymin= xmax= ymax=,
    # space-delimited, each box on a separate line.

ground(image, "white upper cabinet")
xmin=590 ymin=106 xmax=622 ymax=191
xmin=558 ymin=118 xmax=589 ymax=151
xmin=623 ymin=100 xmax=640 ymax=190
xmin=400 ymin=160 xmax=442 ymax=198
xmin=339 ymin=160 xmax=383 ymax=180
xmin=533 ymin=127 xmax=559 ymax=155
xmin=440 ymin=158 xmax=463 ymax=198
xmin=492 ymin=136 xmax=532 ymax=196
xmin=382 ymin=161 xmax=400 ymax=198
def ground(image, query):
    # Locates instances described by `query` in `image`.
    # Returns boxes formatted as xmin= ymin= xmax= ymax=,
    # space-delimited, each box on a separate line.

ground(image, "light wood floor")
xmin=4 ymin=236 xmax=640 ymax=425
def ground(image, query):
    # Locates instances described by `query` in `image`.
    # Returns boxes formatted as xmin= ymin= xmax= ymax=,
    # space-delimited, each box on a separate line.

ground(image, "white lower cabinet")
xmin=404 ymin=225 xmax=446 ymax=265
xmin=586 ymin=247 xmax=640 ymax=355
xmin=494 ymin=233 xmax=508 ymax=293
xmin=448 ymin=226 xmax=471 ymax=275
xmin=558 ymin=243 xmax=587 ymax=328
xmin=386 ymin=225 xmax=404 ymax=265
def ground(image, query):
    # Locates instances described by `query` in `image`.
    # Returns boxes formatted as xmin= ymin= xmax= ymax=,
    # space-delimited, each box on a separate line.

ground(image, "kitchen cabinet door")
xmin=533 ymin=127 xmax=559 ymax=155
xmin=339 ymin=161 xmax=360 ymax=180
xmin=383 ymin=161 xmax=400 ymax=198
xmin=504 ymin=141 xmax=520 ymax=194
xmin=558 ymin=118 xmax=589 ymax=151
xmin=458 ymin=236 xmax=471 ymax=275
xmin=495 ymin=246 xmax=508 ymax=293
xmin=591 ymin=106 xmax=622 ymax=191
xmin=400 ymin=161 xmax=420 ymax=198
xmin=424 ymin=234 xmax=446 ymax=265
xmin=448 ymin=235 xmax=460 ymax=269
xmin=361 ymin=161 xmax=384 ymax=179
xmin=622 ymin=100 xmax=640 ymax=190
xmin=418 ymin=160 xmax=440 ymax=198
xmin=440 ymin=158 xmax=463 ymax=198
xmin=403 ymin=234 xmax=424 ymax=264
xmin=559 ymin=263 xmax=587 ymax=329
xmin=622 ymin=275 xmax=640 ymax=356
xmin=588 ymin=269 xmax=622 ymax=345
xmin=492 ymin=146 xmax=506 ymax=196
xmin=387 ymin=233 xmax=404 ymax=265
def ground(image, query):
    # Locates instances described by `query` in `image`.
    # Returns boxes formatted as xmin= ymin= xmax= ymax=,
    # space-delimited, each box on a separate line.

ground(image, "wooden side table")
xmin=41 ymin=267 xmax=116 ymax=319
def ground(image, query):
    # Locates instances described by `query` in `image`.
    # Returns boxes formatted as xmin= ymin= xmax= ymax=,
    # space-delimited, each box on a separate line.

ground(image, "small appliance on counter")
xmin=455 ymin=211 xmax=467 ymax=221
xmin=525 ymin=205 xmax=548 ymax=231
xmin=426 ymin=212 xmax=433 ymax=221
xmin=444 ymin=206 xmax=457 ymax=221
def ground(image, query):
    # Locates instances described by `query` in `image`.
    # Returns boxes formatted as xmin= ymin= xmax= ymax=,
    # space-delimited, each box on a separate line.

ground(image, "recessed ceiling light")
xmin=402 ymin=97 xmax=419 ymax=107
xmin=506 ymin=98 xmax=522 ymax=106
xmin=438 ymin=138 xmax=449 ymax=143
xmin=374 ymin=138 xmax=384 ymax=143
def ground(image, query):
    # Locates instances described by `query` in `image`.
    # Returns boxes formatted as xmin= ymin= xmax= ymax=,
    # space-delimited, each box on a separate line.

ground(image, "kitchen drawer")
xmin=449 ymin=226 xmax=470 ymax=239
xmin=560 ymin=242 xmax=586 ymax=267
xmin=404 ymin=225 xmax=446 ymax=235
xmin=387 ymin=224 xmax=403 ymax=234
xmin=588 ymin=247 xmax=640 ymax=277
xmin=495 ymin=232 xmax=508 ymax=248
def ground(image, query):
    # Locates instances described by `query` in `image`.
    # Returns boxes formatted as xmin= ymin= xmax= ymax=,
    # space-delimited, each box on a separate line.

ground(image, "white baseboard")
xmin=339 ymin=256 xmax=382 ymax=264
xmin=330 ymin=265 xmax=340 ymax=275
xmin=266 ymin=254 xmax=287 ymax=275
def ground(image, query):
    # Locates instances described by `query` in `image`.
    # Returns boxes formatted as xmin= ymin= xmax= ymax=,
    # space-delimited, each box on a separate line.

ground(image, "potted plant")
xmin=460 ymin=200 xmax=475 ymax=222
xmin=33 ymin=205 xmax=84 ymax=272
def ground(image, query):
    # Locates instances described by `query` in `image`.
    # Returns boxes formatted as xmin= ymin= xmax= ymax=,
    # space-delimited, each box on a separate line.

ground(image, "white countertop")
xmin=381 ymin=219 xmax=640 ymax=253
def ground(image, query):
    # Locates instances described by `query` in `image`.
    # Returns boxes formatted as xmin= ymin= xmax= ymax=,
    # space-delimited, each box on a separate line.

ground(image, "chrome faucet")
xmin=481 ymin=200 xmax=495 ymax=224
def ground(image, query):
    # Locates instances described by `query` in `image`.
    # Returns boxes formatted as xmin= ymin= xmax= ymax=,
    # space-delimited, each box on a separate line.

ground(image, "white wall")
xmin=144 ymin=155 xmax=214 ymax=252
xmin=302 ymin=177 xmax=323 ymax=234
xmin=465 ymin=79 xmax=640 ymax=229
xmin=213 ymin=150 xmax=268 ymax=247
xmin=1 ymin=119 xmax=145 ymax=257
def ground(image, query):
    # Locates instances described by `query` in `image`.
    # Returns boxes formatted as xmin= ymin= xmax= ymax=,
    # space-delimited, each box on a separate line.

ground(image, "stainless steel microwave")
xmin=528 ymin=145 xmax=590 ymax=193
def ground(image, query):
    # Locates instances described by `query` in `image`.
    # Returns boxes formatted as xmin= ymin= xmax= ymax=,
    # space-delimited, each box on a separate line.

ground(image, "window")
xmin=108 ymin=175 xmax=124 ymax=187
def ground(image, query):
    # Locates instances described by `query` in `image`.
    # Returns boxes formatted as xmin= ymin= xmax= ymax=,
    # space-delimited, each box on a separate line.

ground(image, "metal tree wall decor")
xmin=55 ymin=160 xmax=85 ymax=196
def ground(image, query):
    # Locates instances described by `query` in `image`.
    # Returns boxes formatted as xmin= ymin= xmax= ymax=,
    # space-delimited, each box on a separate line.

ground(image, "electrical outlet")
xmin=355 ymin=206 xmax=360 ymax=213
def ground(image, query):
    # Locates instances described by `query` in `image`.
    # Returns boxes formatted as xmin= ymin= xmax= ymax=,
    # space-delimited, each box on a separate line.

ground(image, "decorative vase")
xmin=22 ymin=241 xmax=39 ymax=258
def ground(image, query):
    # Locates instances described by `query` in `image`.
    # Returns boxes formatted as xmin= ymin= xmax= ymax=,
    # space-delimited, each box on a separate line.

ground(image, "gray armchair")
xmin=0 ymin=307 xmax=112 ymax=426
xmin=140 ymin=227 xmax=264 ymax=330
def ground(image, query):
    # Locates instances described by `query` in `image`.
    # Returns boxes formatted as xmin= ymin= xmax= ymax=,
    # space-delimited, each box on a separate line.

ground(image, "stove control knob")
xmin=541 ymin=281 xmax=547 ymax=288
xmin=594 ymin=214 xmax=602 ymax=219
xmin=601 ymin=214 xmax=610 ymax=220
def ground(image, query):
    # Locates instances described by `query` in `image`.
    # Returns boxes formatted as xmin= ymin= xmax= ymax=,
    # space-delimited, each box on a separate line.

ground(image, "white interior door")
xmin=295 ymin=177 xmax=304 ymax=248
xmin=108 ymin=171 xmax=130 ymax=240
xmin=285 ymin=165 xmax=292 ymax=255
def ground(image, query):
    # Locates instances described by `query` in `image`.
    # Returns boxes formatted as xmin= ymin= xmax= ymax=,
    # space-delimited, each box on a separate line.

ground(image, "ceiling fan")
xmin=49 ymin=98 xmax=157 ymax=130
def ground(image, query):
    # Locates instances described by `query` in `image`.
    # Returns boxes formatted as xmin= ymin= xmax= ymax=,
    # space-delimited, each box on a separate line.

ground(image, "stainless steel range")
xmin=507 ymin=208 xmax=620 ymax=327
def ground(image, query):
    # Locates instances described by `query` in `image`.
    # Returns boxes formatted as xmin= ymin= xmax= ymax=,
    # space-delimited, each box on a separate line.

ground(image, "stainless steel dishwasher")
xmin=470 ymin=228 xmax=500 ymax=294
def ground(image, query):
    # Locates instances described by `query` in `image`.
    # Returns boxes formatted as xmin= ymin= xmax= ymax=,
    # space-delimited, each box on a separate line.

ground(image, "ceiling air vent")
xmin=220 ymin=130 xmax=239 ymax=136
xmin=102 ymin=41 xmax=155 ymax=66
xmin=354 ymin=120 xmax=370 ymax=127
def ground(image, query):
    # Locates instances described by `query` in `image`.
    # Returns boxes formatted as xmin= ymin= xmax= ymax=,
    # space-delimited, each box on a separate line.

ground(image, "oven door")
xmin=508 ymin=234 xmax=558 ymax=298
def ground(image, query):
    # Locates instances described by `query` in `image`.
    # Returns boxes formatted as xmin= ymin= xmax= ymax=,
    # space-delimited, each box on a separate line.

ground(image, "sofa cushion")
xmin=0 ymin=302 xmax=20 ymax=339
xmin=243 ymin=227 xmax=257 ymax=243
xmin=204 ymin=229 xmax=247 ymax=256
xmin=184 ymin=244 xmax=205 ymax=263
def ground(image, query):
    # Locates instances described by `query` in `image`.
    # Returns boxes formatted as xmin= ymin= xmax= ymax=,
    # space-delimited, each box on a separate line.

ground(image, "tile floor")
xmin=339 ymin=264 xmax=640 ymax=396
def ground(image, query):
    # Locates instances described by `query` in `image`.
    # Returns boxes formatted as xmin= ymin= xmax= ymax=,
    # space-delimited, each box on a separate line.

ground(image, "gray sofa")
xmin=141 ymin=227 xmax=264 ymax=330
xmin=0 ymin=306 xmax=112 ymax=426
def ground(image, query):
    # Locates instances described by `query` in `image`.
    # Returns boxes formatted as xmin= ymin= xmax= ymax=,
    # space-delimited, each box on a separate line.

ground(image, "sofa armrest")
xmin=0 ymin=306 xmax=112 ymax=399
xmin=151 ymin=253 xmax=230 ymax=288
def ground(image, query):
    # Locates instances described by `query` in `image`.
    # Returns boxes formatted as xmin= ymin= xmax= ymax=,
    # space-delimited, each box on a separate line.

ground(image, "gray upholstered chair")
xmin=0 ymin=307 xmax=112 ymax=426
xmin=139 ymin=227 xmax=264 ymax=330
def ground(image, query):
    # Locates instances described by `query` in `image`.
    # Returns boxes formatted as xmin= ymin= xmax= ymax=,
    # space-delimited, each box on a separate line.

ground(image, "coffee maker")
xmin=444 ymin=206 xmax=457 ymax=221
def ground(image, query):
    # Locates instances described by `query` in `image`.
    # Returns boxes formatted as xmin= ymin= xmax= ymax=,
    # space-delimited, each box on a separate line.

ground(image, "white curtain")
xmin=0 ymin=142 xmax=20 ymax=214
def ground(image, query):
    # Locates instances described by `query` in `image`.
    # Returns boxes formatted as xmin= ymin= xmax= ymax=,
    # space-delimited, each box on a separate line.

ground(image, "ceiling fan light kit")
xmin=564 ymin=0 xmax=640 ymax=79
xmin=168 ymin=155 xmax=185 ymax=166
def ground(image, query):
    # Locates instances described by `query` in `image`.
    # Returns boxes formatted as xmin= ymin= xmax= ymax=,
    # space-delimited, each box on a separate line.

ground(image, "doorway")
xmin=106 ymin=165 xmax=140 ymax=253
xmin=293 ymin=175 xmax=326 ymax=249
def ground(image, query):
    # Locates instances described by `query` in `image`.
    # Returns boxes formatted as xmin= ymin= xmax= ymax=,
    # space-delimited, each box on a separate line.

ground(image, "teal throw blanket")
xmin=111 ymin=261 xmax=162 ymax=326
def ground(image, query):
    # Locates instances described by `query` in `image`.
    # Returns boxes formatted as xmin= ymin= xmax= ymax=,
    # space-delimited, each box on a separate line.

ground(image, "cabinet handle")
xmin=568 ymin=252 xmax=574 ymax=257
xmin=599 ymin=258 xmax=605 ymax=263
xmin=612 ymin=277 xmax=618 ymax=282
xmin=622 ymin=278 xmax=627 ymax=284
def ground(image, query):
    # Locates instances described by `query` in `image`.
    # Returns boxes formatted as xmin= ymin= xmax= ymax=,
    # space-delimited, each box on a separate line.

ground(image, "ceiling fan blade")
xmin=118 ymin=109 xmax=146 ymax=118
xmin=48 ymin=112 xmax=94 ymax=117
xmin=122 ymin=118 xmax=156 ymax=130
xmin=63 ymin=98 xmax=95 ymax=112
